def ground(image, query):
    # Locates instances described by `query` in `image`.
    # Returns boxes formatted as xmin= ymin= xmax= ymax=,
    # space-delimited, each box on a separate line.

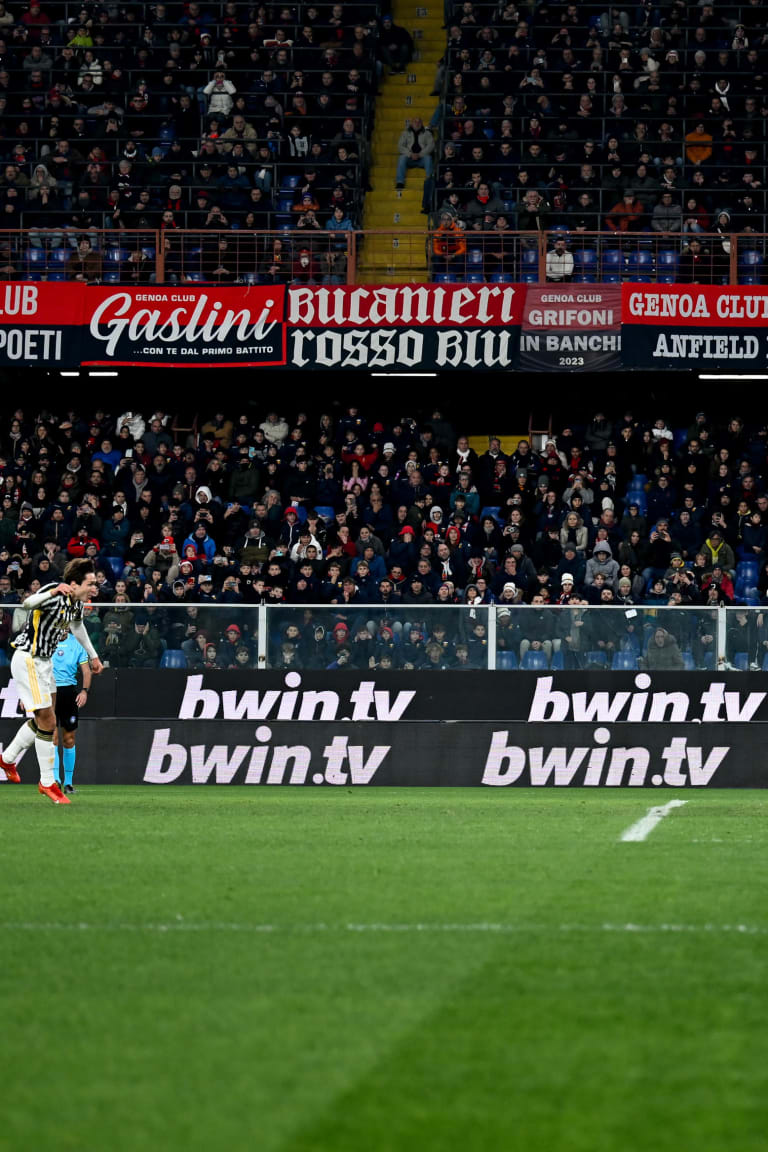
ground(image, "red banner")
xmin=519 ymin=284 xmax=622 ymax=371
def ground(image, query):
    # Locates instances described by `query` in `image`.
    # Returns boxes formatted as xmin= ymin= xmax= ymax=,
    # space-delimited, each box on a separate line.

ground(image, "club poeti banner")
xmin=2 ymin=281 xmax=767 ymax=370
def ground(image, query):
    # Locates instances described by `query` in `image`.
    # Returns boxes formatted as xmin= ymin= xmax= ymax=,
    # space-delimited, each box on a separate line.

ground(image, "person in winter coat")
xmin=203 ymin=71 xmax=236 ymax=117
xmin=260 ymin=413 xmax=289 ymax=446
xmin=651 ymin=191 xmax=682 ymax=232
xmin=701 ymin=529 xmax=736 ymax=575
xmin=395 ymin=117 xmax=434 ymax=193
xmin=584 ymin=541 xmax=619 ymax=590
xmin=641 ymin=627 xmax=684 ymax=670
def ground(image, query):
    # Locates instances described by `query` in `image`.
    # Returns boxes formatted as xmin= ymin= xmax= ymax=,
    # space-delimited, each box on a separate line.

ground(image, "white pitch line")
xmin=0 ymin=921 xmax=765 ymax=936
xmin=620 ymin=799 xmax=688 ymax=842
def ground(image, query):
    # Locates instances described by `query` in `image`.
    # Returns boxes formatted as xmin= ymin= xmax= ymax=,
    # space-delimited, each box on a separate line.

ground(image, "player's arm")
xmin=23 ymin=584 xmax=70 ymax=608
xmin=76 ymin=658 xmax=92 ymax=709
xmin=69 ymin=619 xmax=104 ymax=675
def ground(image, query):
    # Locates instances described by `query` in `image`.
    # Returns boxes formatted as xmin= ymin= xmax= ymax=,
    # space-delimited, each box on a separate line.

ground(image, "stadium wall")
xmin=4 ymin=282 xmax=768 ymax=371
xmin=1 ymin=671 xmax=767 ymax=787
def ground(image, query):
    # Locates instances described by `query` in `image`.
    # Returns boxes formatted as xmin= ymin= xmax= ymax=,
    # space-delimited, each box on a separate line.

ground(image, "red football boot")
xmin=0 ymin=754 xmax=20 ymax=783
xmin=38 ymin=781 xmax=71 ymax=805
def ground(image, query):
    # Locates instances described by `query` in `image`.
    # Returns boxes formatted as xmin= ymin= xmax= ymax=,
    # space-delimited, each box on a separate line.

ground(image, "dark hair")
xmin=63 ymin=557 xmax=94 ymax=585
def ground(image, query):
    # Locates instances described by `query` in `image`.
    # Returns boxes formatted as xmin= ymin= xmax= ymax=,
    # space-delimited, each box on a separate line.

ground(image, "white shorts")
xmin=11 ymin=649 xmax=56 ymax=713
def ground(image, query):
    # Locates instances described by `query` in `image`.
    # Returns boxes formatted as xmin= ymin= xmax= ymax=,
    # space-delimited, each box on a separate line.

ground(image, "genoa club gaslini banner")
xmin=4 ymin=281 xmax=768 ymax=370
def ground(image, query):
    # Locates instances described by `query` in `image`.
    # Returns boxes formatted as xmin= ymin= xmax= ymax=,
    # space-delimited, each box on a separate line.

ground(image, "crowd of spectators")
xmin=429 ymin=0 xmax=768 ymax=282
xmin=0 ymin=0 xmax=388 ymax=281
xmin=0 ymin=404 xmax=767 ymax=669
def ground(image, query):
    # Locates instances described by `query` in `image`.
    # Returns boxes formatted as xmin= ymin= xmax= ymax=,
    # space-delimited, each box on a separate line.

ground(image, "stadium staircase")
xmin=359 ymin=0 xmax=443 ymax=283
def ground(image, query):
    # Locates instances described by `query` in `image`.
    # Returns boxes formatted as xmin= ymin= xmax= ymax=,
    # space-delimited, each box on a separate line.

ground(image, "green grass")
xmin=1 ymin=788 xmax=767 ymax=1152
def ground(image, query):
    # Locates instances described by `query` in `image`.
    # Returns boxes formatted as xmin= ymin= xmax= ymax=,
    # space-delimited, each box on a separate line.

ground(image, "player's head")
xmin=62 ymin=558 xmax=97 ymax=601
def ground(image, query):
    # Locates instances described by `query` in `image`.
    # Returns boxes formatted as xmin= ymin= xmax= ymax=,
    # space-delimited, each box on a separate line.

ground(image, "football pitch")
xmin=1 ymin=788 xmax=766 ymax=1152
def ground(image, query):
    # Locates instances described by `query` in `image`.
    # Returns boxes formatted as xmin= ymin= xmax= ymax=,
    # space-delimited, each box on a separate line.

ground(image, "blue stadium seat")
xmin=467 ymin=248 xmax=483 ymax=265
xmin=161 ymin=650 xmax=188 ymax=669
xmin=573 ymin=248 xmax=597 ymax=269
xmin=47 ymin=247 xmax=70 ymax=265
xmin=496 ymin=651 xmax=518 ymax=671
xmin=612 ymin=652 xmax=639 ymax=670
xmin=550 ymin=650 xmax=564 ymax=671
xmin=629 ymin=275 xmax=651 ymax=282
xmin=602 ymin=249 xmax=622 ymax=267
xmin=102 ymin=271 xmax=121 ymax=283
xmin=25 ymin=247 xmax=46 ymax=266
xmin=586 ymin=650 xmax=608 ymax=667
xmin=762 ymin=652 xmax=768 ymax=672
xmin=521 ymin=248 xmax=538 ymax=265
xmin=277 ymin=196 xmax=294 ymax=212
xmin=490 ymin=273 xmax=512 ymax=283
xmin=466 ymin=272 xmax=485 ymax=283
xmin=45 ymin=271 xmax=66 ymax=281
xmin=732 ymin=653 xmax=749 ymax=671
xmin=628 ymin=251 xmax=653 ymax=270
xmin=657 ymin=274 xmax=677 ymax=284
xmin=738 ymin=250 xmax=762 ymax=267
xmin=105 ymin=247 xmax=128 ymax=264
xmin=629 ymin=473 xmax=647 ymax=489
xmin=521 ymin=650 xmax=549 ymax=671
xmin=281 ymin=174 xmax=300 ymax=190
xmin=433 ymin=273 xmax=456 ymax=283
xmin=737 ymin=561 xmax=759 ymax=585
xmin=572 ymin=274 xmax=596 ymax=283
xmin=313 ymin=506 xmax=336 ymax=522
xmin=520 ymin=272 xmax=538 ymax=283
xmin=0 ymin=648 xmax=8 ymax=667
xmin=682 ymin=651 xmax=695 ymax=671
xmin=602 ymin=273 xmax=621 ymax=283
xmin=480 ymin=506 xmax=501 ymax=523
xmin=103 ymin=556 xmax=124 ymax=582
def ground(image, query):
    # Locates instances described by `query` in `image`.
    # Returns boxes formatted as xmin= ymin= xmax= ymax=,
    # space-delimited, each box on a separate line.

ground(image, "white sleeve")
xmin=70 ymin=619 xmax=98 ymax=660
xmin=23 ymin=587 xmax=57 ymax=609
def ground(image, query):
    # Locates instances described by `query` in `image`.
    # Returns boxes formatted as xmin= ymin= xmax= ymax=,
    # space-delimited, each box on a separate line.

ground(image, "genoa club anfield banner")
xmin=621 ymin=284 xmax=768 ymax=370
xmin=286 ymin=284 xmax=523 ymax=370
xmin=519 ymin=284 xmax=622 ymax=372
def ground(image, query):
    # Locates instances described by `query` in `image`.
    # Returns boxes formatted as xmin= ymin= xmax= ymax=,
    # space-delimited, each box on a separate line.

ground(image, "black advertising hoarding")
xmin=81 ymin=285 xmax=287 ymax=367
xmin=1 ymin=670 xmax=767 ymax=787
xmin=621 ymin=284 xmax=768 ymax=370
xmin=286 ymin=284 xmax=524 ymax=370
xmin=519 ymin=284 xmax=622 ymax=372
xmin=0 ymin=720 xmax=762 ymax=787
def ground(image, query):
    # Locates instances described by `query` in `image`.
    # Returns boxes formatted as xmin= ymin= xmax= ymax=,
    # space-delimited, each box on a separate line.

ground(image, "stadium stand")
xmin=428 ymin=0 xmax=768 ymax=281
xmin=0 ymin=405 xmax=766 ymax=669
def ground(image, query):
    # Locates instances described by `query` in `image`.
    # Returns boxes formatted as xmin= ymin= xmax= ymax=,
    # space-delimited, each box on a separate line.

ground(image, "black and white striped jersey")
xmin=12 ymin=583 xmax=85 ymax=659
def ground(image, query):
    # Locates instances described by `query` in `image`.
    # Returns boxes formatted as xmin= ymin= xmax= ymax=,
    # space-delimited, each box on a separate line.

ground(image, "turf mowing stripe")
xmin=0 ymin=921 xmax=765 ymax=934
xmin=620 ymin=798 xmax=688 ymax=842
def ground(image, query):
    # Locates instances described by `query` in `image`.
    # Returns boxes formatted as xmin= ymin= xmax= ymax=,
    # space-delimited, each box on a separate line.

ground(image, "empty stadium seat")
xmin=160 ymin=650 xmax=188 ymax=669
xmin=573 ymin=248 xmax=597 ymax=269
xmin=433 ymin=273 xmax=457 ymax=283
xmin=586 ymin=651 xmax=608 ymax=667
xmin=313 ymin=506 xmax=336 ymax=522
xmin=496 ymin=651 xmax=518 ymax=671
xmin=467 ymin=248 xmax=483 ymax=265
xmin=612 ymin=652 xmax=639 ymax=670
xmin=480 ymin=506 xmax=501 ymax=523
xmin=466 ymin=273 xmax=485 ymax=283
xmin=521 ymin=650 xmax=549 ymax=670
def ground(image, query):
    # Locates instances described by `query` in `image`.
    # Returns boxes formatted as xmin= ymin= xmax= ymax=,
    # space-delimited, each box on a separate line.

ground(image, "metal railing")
xmin=0 ymin=603 xmax=752 ymax=672
xmin=3 ymin=227 xmax=767 ymax=285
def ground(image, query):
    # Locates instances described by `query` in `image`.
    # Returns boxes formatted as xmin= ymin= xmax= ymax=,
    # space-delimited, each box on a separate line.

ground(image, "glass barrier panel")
xmin=0 ymin=603 xmax=259 ymax=671
xmin=265 ymin=604 xmax=491 ymax=670
xmin=494 ymin=605 xmax=720 ymax=672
